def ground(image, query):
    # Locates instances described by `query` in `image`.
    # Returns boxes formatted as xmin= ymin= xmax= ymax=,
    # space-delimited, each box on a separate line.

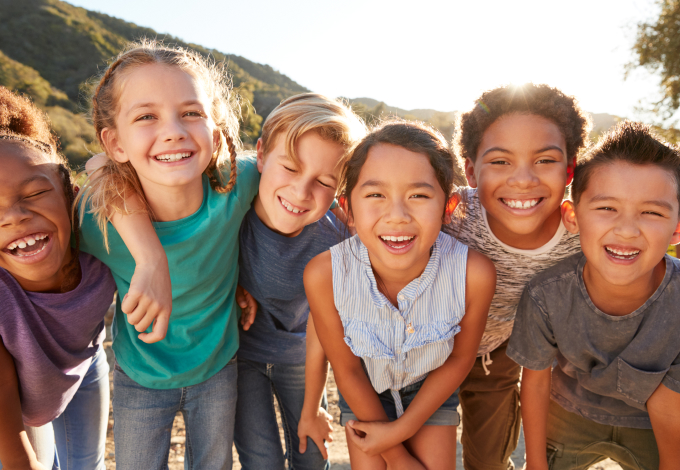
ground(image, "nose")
xmin=161 ymin=116 xmax=188 ymax=142
xmin=507 ymin=162 xmax=540 ymax=189
xmin=0 ymin=203 xmax=33 ymax=228
xmin=385 ymin=198 xmax=411 ymax=224
xmin=612 ymin=214 xmax=642 ymax=239
xmin=291 ymin=177 xmax=313 ymax=202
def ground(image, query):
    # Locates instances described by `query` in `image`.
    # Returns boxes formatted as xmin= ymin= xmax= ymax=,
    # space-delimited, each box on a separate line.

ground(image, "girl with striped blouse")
xmin=304 ymin=120 xmax=496 ymax=469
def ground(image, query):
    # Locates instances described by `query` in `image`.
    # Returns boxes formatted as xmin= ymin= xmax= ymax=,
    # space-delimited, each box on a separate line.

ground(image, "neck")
xmin=141 ymin=177 xmax=205 ymax=222
xmin=487 ymin=206 xmax=562 ymax=250
xmin=582 ymin=258 xmax=666 ymax=316
xmin=368 ymin=251 xmax=431 ymax=307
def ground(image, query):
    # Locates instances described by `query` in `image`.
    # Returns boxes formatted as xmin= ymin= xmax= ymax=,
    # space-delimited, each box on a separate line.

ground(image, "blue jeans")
xmin=234 ymin=358 xmax=330 ymax=470
xmin=0 ymin=345 xmax=109 ymax=470
xmin=338 ymin=378 xmax=460 ymax=426
xmin=112 ymin=356 xmax=238 ymax=470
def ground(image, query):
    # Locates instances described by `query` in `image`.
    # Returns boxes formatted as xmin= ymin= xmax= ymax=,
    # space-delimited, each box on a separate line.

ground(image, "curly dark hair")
xmin=453 ymin=83 xmax=592 ymax=171
xmin=0 ymin=86 xmax=81 ymax=292
xmin=572 ymin=121 xmax=680 ymax=211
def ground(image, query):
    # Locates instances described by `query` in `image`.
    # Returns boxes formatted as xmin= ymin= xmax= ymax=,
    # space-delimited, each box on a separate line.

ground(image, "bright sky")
xmin=68 ymin=0 xmax=661 ymax=118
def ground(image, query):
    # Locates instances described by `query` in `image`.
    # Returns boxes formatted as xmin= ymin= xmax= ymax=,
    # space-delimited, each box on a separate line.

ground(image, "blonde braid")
xmin=224 ymin=132 xmax=238 ymax=193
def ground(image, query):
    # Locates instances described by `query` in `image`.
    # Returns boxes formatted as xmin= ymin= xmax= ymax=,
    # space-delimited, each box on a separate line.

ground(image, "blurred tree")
xmin=630 ymin=0 xmax=680 ymax=120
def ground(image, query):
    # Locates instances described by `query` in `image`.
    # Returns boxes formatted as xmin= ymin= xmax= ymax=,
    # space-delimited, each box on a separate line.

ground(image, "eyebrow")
xmin=480 ymin=145 xmax=565 ymax=158
xmin=360 ymin=180 xmax=435 ymax=190
xmin=588 ymin=194 xmax=675 ymax=211
xmin=21 ymin=175 xmax=52 ymax=186
xmin=125 ymin=100 xmax=205 ymax=116
xmin=276 ymin=154 xmax=338 ymax=182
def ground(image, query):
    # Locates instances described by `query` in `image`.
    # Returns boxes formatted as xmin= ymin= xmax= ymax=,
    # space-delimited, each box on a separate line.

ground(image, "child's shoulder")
xmin=525 ymin=251 xmax=584 ymax=294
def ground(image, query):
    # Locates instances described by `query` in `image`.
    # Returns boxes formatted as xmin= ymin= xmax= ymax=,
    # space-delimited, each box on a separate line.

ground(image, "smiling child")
xmin=509 ymin=121 xmax=680 ymax=470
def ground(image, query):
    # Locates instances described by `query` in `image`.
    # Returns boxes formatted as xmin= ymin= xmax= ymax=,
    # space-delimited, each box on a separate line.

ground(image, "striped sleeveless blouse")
xmin=330 ymin=231 xmax=468 ymax=417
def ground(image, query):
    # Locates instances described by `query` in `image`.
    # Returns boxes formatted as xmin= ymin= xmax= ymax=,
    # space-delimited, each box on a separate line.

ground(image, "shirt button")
xmin=398 ymin=294 xmax=405 ymax=301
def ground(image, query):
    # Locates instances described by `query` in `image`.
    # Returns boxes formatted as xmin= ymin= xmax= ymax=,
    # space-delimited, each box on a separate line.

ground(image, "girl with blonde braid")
xmin=77 ymin=41 xmax=259 ymax=468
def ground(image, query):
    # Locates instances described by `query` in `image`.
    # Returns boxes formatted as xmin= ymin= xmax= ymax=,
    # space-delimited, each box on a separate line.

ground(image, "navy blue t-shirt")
xmin=238 ymin=207 xmax=345 ymax=364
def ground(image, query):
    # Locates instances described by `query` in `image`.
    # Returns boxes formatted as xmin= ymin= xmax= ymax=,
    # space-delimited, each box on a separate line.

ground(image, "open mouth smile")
xmin=3 ymin=233 xmax=51 ymax=258
xmin=154 ymin=152 xmax=193 ymax=162
xmin=500 ymin=198 xmax=543 ymax=210
xmin=279 ymin=196 xmax=309 ymax=215
xmin=379 ymin=234 xmax=415 ymax=250
xmin=604 ymin=245 xmax=641 ymax=261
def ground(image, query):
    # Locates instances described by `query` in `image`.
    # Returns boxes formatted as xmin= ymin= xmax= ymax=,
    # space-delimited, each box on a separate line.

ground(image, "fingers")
xmin=121 ymin=291 xmax=140 ymax=316
xmin=236 ymin=285 xmax=247 ymax=308
xmin=298 ymin=432 xmax=308 ymax=455
xmin=138 ymin=310 xmax=170 ymax=344
xmin=310 ymin=435 xmax=329 ymax=460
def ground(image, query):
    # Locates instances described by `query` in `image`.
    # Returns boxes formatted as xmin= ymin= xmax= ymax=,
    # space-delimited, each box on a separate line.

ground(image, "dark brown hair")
xmin=0 ymin=86 xmax=80 ymax=292
xmin=572 ymin=121 xmax=680 ymax=210
xmin=340 ymin=119 xmax=463 ymax=218
xmin=453 ymin=83 xmax=592 ymax=170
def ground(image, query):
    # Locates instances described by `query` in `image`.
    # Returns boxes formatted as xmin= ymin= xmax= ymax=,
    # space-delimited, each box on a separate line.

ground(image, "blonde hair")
xmin=260 ymin=93 xmax=366 ymax=176
xmin=78 ymin=40 xmax=242 ymax=247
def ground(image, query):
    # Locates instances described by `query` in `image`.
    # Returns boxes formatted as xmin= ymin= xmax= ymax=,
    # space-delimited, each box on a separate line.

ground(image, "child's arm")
xmin=304 ymin=251 xmax=424 ymax=469
xmin=647 ymin=382 xmax=680 ymax=470
xmin=346 ymin=249 xmax=496 ymax=455
xmin=520 ymin=368 xmax=552 ymax=470
xmin=298 ymin=315 xmax=333 ymax=459
xmin=85 ymin=155 xmax=171 ymax=343
xmin=0 ymin=339 xmax=46 ymax=470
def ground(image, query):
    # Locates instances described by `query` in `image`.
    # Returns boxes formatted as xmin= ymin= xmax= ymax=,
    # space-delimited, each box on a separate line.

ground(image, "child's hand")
xmin=298 ymin=406 xmax=333 ymax=459
xmin=346 ymin=419 xmax=405 ymax=457
xmin=122 ymin=258 xmax=172 ymax=343
xmin=236 ymin=285 xmax=258 ymax=331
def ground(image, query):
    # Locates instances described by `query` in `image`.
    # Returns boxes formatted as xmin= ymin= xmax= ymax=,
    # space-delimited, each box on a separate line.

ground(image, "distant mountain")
xmin=0 ymin=0 xmax=308 ymax=165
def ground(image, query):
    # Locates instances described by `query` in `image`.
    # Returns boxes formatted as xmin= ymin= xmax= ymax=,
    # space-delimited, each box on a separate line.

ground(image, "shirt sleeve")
xmin=663 ymin=351 xmax=680 ymax=394
xmin=506 ymin=285 xmax=558 ymax=370
xmin=232 ymin=154 xmax=260 ymax=211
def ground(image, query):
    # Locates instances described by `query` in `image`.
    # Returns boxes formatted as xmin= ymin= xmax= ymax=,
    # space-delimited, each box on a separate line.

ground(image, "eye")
xmin=317 ymin=180 xmax=333 ymax=189
xmin=366 ymin=193 xmax=384 ymax=198
xmin=642 ymin=210 xmax=664 ymax=217
xmin=283 ymin=165 xmax=298 ymax=173
xmin=25 ymin=189 xmax=50 ymax=199
xmin=135 ymin=114 xmax=155 ymax=122
xmin=184 ymin=111 xmax=204 ymax=118
xmin=489 ymin=160 xmax=509 ymax=165
xmin=410 ymin=193 xmax=430 ymax=199
xmin=596 ymin=206 xmax=616 ymax=211
xmin=537 ymin=158 xmax=557 ymax=164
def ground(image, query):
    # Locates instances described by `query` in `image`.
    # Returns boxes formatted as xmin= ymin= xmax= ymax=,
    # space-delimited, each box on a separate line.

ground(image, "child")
xmin=446 ymin=83 xmax=591 ymax=470
xmin=305 ymin=120 xmax=497 ymax=469
xmin=76 ymin=42 xmax=259 ymax=468
xmin=509 ymin=121 xmax=680 ymax=470
xmin=0 ymin=87 xmax=116 ymax=469
xmin=234 ymin=94 xmax=365 ymax=469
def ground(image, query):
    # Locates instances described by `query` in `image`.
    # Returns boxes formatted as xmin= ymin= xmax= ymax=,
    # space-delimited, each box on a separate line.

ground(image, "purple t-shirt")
xmin=0 ymin=252 xmax=116 ymax=426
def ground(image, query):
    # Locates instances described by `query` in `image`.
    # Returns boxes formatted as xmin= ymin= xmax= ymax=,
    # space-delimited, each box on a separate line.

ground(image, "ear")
xmin=100 ymin=128 xmax=129 ymax=163
xmin=464 ymin=158 xmax=478 ymax=188
xmin=256 ymin=138 xmax=264 ymax=173
xmin=442 ymin=193 xmax=461 ymax=224
xmin=566 ymin=156 xmax=575 ymax=186
xmin=339 ymin=195 xmax=354 ymax=228
xmin=561 ymin=200 xmax=579 ymax=234
xmin=670 ymin=219 xmax=680 ymax=246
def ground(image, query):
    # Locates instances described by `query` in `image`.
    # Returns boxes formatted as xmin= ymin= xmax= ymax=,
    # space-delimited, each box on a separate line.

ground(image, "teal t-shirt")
xmin=79 ymin=156 xmax=260 ymax=389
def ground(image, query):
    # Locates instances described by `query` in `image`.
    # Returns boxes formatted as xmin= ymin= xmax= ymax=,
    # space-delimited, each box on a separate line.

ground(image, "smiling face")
xmin=466 ymin=113 xmax=571 ymax=249
xmin=348 ymin=143 xmax=447 ymax=280
xmin=253 ymin=130 xmax=344 ymax=237
xmin=0 ymin=143 xmax=72 ymax=292
xmin=102 ymin=63 xmax=218 ymax=200
xmin=564 ymin=162 xmax=680 ymax=289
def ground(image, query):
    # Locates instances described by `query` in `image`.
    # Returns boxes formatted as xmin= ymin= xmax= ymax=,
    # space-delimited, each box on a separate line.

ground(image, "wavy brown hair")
xmin=78 ymin=40 xmax=242 ymax=248
xmin=0 ymin=86 xmax=81 ymax=292
xmin=453 ymin=83 xmax=592 ymax=172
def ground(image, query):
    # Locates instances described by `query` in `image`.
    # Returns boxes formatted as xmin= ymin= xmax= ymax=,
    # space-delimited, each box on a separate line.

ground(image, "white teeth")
xmin=155 ymin=152 xmax=191 ymax=162
xmin=26 ymin=238 xmax=36 ymax=246
xmin=380 ymin=235 xmax=414 ymax=242
xmin=4 ymin=233 xmax=48 ymax=252
xmin=17 ymin=241 xmax=27 ymax=249
xmin=503 ymin=198 xmax=540 ymax=209
xmin=280 ymin=198 xmax=306 ymax=214
xmin=605 ymin=246 xmax=640 ymax=257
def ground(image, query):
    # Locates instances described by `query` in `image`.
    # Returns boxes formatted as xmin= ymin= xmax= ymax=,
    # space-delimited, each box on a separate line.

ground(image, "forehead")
xmin=479 ymin=113 xmax=566 ymax=156
xmin=116 ymin=63 xmax=210 ymax=112
xmin=268 ymin=131 xmax=345 ymax=169
xmin=358 ymin=143 xmax=439 ymax=185
xmin=0 ymin=142 xmax=61 ymax=188
xmin=583 ymin=162 xmax=679 ymax=207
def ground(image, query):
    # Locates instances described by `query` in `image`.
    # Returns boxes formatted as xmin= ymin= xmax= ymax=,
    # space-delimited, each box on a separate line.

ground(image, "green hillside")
xmin=0 ymin=0 xmax=308 ymax=166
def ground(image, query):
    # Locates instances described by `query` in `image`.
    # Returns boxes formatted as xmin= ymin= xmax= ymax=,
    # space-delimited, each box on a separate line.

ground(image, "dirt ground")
xmin=102 ymin=309 xmax=621 ymax=469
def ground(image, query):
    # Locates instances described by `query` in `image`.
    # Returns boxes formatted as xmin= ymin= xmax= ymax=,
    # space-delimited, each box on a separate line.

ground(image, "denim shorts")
xmin=338 ymin=378 xmax=460 ymax=426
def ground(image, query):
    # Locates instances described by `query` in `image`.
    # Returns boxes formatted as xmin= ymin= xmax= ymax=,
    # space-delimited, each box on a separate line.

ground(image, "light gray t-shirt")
xmin=447 ymin=187 xmax=581 ymax=356
xmin=508 ymin=252 xmax=680 ymax=429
